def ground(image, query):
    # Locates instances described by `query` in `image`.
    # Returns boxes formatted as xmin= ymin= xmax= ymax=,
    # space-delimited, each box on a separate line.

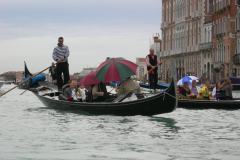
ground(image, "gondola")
xmin=22 ymin=62 xmax=176 ymax=116
xmin=29 ymin=80 xmax=177 ymax=116
xmin=178 ymin=98 xmax=240 ymax=110
xmin=139 ymin=82 xmax=170 ymax=90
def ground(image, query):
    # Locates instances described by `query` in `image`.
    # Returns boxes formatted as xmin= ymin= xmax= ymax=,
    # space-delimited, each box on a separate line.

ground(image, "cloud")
xmin=0 ymin=25 xmax=157 ymax=73
xmin=0 ymin=0 xmax=161 ymax=73
xmin=0 ymin=0 xmax=161 ymax=26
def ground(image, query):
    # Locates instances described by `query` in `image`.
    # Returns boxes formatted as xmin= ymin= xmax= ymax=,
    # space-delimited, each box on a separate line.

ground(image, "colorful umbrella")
xmin=95 ymin=57 xmax=138 ymax=82
xmin=79 ymin=71 xmax=100 ymax=86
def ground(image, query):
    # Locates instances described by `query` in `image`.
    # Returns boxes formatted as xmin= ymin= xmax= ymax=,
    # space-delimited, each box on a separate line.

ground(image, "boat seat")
xmin=135 ymin=93 xmax=145 ymax=99
xmin=58 ymin=94 xmax=68 ymax=101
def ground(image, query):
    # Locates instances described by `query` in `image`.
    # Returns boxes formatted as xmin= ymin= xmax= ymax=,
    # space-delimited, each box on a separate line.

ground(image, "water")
xmin=1 ymin=85 xmax=240 ymax=160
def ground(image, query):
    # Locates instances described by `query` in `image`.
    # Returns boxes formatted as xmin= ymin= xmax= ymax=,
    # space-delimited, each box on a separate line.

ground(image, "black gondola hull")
xmin=178 ymin=99 xmax=240 ymax=110
xmin=32 ymin=81 xmax=177 ymax=116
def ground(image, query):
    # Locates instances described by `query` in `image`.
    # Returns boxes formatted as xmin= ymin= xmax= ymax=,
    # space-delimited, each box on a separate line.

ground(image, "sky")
xmin=0 ymin=0 xmax=162 ymax=74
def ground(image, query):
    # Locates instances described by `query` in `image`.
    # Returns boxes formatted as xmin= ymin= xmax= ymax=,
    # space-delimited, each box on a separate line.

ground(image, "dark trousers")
xmin=56 ymin=62 xmax=70 ymax=89
xmin=148 ymin=72 xmax=158 ymax=90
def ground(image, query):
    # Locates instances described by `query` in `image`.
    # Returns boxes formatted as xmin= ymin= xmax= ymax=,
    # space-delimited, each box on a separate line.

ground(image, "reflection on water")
xmin=149 ymin=116 xmax=181 ymax=133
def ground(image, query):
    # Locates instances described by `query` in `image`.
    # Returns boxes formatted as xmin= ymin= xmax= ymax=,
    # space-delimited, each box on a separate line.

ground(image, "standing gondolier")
xmin=146 ymin=48 xmax=162 ymax=92
xmin=52 ymin=37 xmax=70 ymax=90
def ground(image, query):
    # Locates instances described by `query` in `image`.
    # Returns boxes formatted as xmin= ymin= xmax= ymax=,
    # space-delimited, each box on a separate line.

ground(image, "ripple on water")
xmin=1 ymin=87 xmax=240 ymax=159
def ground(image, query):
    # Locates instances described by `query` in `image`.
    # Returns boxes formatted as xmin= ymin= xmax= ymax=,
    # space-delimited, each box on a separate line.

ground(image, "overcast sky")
xmin=0 ymin=0 xmax=162 ymax=74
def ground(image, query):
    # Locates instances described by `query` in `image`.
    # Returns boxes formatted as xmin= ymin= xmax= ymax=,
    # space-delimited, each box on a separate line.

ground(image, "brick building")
xmin=212 ymin=0 xmax=237 ymax=80
xmin=200 ymin=0 xmax=214 ymax=81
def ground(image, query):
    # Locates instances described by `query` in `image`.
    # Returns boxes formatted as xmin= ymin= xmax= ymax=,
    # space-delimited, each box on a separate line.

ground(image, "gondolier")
xmin=52 ymin=36 xmax=70 ymax=90
xmin=146 ymin=48 xmax=162 ymax=92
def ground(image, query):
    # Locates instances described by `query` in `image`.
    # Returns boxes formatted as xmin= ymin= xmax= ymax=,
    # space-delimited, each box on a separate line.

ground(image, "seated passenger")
xmin=198 ymin=81 xmax=211 ymax=100
xmin=116 ymin=77 xmax=141 ymax=95
xmin=178 ymin=82 xmax=191 ymax=98
xmin=219 ymin=78 xmax=233 ymax=100
xmin=92 ymin=82 xmax=108 ymax=102
xmin=85 ymin=85 xmax=93 ymax=102
xmin=190 ymin=80 xmax=198 ymax=98
xmin=212 ymin=81 xmax=222 ymax=100
xmin=60 ymin=80 xmax=74 ymax=101
xmin=72 ymin=85 xmax=86 ymax=102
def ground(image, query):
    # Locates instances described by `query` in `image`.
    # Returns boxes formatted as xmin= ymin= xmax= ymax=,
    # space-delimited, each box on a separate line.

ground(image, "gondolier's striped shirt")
xmin=52 ymin=45 xmax=70 ymax=62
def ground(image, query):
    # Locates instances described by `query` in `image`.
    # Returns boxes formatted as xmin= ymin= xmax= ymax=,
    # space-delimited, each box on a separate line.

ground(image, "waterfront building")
xmin=212 ymin=0 xmax=237 ymax=80
xmin=234 ymin=1 xmax=240 ymax=77
xmin=161 ymin=0 xmax=203 ymax=81
xmin=200 ymin=0 xmax=214 ymax=81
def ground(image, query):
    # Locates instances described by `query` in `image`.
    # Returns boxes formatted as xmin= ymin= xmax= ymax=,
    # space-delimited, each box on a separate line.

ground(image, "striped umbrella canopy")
xmin=95 ymin=57 xmax=138 ymax=82
xmin=79 ymin=71 xmax=100 ymax=86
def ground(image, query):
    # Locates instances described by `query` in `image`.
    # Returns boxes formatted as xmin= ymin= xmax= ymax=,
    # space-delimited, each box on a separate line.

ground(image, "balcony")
xmin=199 ymin=42 xmax=212 ymax=50
xmin=233 ymin=54 xmax=240 ymax=65
xmin=216 ymin=33 xmax=224 ymax=39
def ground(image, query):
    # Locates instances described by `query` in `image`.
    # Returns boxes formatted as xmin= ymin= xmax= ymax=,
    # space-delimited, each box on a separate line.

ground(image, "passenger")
xmin=61 ymin=80 xmax=75 ymax=101
xmin=190 ymin=80 xmax=198 ymax=98
xmin=72 ymin=85 xmax=86 ymax=102
xmin=92 ymin=82 xmax=108 ymax=102
xmin=116 ymin=77 xmax=141 ymax=95
xmin=212 ymin=81 xmax=222 ymax=100
xmin=198 ymin=81 xmax=211 ymax=100
xmin=220 ymin=78 xmax=233 ymax=100
xmin=85 ymin=85 xmax=93 ymax=102
xmin=178 ymin=82 xmax=191 ymax=98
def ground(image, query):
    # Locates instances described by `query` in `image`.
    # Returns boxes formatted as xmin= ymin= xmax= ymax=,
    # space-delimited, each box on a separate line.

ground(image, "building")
xmin=199 ymin=0 xmax=214 ymax=81
xmin=161 ymin=0 xmax=203 ymax=81
xmin=212 ymin=0 xmax=237 ymax=80
xmin=234 ymin=1 xmax=240 ymax=77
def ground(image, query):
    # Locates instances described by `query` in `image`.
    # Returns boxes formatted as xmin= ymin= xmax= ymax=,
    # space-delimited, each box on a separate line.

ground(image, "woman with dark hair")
xmin=220 ymin=78 xmax=233 ymax=100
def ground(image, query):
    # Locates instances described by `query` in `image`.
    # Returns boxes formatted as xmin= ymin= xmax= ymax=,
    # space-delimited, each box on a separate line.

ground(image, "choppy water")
xmin=1 ymin=85 xmax=240 ymax=160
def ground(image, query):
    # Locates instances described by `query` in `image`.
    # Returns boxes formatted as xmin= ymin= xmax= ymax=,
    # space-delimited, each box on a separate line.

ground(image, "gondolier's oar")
xmin=0 ymin=65 xmax=51 ymax=98
xmin=19 ymin=90 xmax=28 ymax=95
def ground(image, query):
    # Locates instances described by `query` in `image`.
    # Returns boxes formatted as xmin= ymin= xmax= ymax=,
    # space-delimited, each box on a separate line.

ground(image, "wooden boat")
xmin=29 ymin=80 xmax=177 ymax=116
xmin=178 ymin=98 xmax=240 ymax=110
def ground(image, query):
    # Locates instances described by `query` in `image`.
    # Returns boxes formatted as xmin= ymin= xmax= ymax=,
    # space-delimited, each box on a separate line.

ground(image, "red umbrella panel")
xmin=95 ymin=57 xmax=138 ymax=82
xmin=79 ymin=71 xmax=100 ymax=86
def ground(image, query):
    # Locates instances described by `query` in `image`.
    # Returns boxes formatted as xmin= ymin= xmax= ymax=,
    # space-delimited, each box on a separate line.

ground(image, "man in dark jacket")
xmin=146 ymin=49 xmax=162 ymax=92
